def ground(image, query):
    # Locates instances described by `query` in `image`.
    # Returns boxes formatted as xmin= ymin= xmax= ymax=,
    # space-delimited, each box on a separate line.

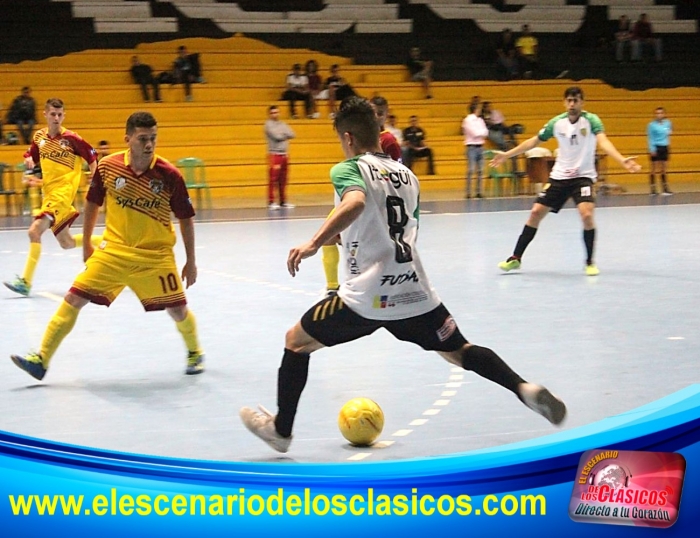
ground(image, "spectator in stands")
xmin=130 ymin=56 xmax=161 ymax=103
xmin=97 ymin=140 xmax=111 ymax=162
xmin=516 ymin=25 xmax=539 ymax=78
xmin=324 ymin=64 xmax=356 ymax=118
xmin=386 ymin=113 xmax=403 ymax=147
xmin=282 ymin=64 xmax=312 ymax=119
xmin=305 ymin=59 xmax=324 ymax=119
xmin=614 ymin=15 xmax=633 ymax=63
xmin=632 ymin=13 xmax=662 ymax=62
xmin=402 ymin=115 xmax=435 ymax=175
xmin=496 ymin=28 xmax=519 ymax=79
xmin=462 ymin=102 xmax=489 ymax=199
xmin=265 ymin=105 xmax=295 ymax=210
xmin=482 ymin=101 xmax=508 ymax=151
xmin=6 ymin=87 xmax=37 ymax=145
xmin=174 ymin=46 xmax=197 ymax=101
xmin=406 ymin=47 xmax=433 ymax=99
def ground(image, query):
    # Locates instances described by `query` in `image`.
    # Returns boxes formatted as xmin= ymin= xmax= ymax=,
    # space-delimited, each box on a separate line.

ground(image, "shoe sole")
xmin=185 ymin=368 xmax=204 ymax=375
xmin=498 ymin=262 xmax=521 ymax=272
xmin=535 ymin=389 xmax=567 ymax=425
xmin=3 ymin=282 xmax=30 ymax=296
xmin=10 ymin=355 xmax=46 ymax=380
xmin=239 ymin=408 xmax=290 ymax=453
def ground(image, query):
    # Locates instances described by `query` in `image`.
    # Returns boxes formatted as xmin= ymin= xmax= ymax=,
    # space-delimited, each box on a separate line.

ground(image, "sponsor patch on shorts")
xmin=436 ymin=315 xmax=456 ymax=342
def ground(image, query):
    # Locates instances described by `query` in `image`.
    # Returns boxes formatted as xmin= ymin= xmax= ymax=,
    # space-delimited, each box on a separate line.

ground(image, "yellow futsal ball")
xmin=338 ymin=397 xmax=384 ymax=446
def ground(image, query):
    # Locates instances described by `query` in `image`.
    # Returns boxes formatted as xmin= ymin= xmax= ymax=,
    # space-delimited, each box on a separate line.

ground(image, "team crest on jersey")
xmin=149 ymin=179 xmax=164 ymax=194
xmin=580 ymin=128 xmax=588 ymax=137
xmin=115 ymin=177 xmax=127 ymax=190
xmin=59 ymin=139 xmax=71 ymax=149
xmin=39 ymin=139 xmax=46 ymax=148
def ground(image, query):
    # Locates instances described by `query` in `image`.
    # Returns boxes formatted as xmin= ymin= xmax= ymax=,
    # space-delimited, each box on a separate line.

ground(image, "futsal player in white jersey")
xmin=491 ymin=87 xmax=641 ymax=276
xmin=240 ymin=97 xmax=566 ymax=453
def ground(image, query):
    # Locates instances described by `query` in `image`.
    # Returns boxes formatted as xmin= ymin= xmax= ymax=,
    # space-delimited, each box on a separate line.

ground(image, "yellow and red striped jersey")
xmin=25 ymin=127 xmax=96 ymax=196
xmin=87 ymin=151 xmax=195 ymax=254
xmin=380 ymin=130 xmax=402 ymax=161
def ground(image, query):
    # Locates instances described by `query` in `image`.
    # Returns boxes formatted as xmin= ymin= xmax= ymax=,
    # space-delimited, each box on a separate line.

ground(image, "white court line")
xmin=423 ymin=409 xmax=441 ymax=416
xmin=347 ymin=453 xmax=371 ymax=461
xmin=433 ymin=400 xmax=450 ymax=406
xmin=392 ymin=429 xmax=413 ymax=437
xmin=409 ymin=419 xmax=429 ymax=426
xmin=36 ymin=291 xmax=64 ymax=303
xmin=200 ymin=268 xmax=317 ymax=297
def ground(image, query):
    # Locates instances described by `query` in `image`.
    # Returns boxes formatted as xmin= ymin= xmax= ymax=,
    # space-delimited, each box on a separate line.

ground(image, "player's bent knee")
xmin=438 ymin=348 xmax=465 ymax=367
xmin=64 ymin=292 xmax=89 ymax=309
xmin=285 ymin=322 xmax=323 ymax=355
xmin=57 ymin=237 xmax=76 ymax=249
xmin=166 ymin=305 xmax=188 ymax=322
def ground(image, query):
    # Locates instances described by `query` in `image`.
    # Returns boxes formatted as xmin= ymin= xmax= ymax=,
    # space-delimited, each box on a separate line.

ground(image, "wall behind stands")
xmin=1 ymin=0 xmax=698 ymax=90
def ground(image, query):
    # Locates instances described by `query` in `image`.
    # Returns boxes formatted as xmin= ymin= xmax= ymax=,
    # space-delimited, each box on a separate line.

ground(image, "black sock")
xmin=661 ymin=174 xmax=668 ymax=191
xmin=461 ymin=345 xmax=525 ymax=395
xmin=583 ymin=228 xmax=595 ymax=265
xmin=650 ymin=174 xmax=656 ymax=189
xmin=513 ymin=225 xmax=537 ymax=259
xmin=274 ymin=348 xmax=310 ymax=438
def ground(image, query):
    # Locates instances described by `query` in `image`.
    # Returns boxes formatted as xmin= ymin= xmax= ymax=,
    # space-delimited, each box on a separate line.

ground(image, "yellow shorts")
xmin=69 ymin=247 xmax=187 ymax=311
xmin=38 ymin=182 xmax=80 ymax=235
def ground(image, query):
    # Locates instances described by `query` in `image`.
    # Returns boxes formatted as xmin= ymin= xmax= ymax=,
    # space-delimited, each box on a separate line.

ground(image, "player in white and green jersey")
xmin=240 ymin=97 xmax=567 ymax=453
xmin=490 ymin=86 xmax=641 ymax=276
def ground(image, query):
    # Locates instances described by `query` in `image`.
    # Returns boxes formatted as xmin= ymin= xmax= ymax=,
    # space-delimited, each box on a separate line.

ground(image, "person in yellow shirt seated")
xmin=516 ymin=24 xmax=538 ymax=78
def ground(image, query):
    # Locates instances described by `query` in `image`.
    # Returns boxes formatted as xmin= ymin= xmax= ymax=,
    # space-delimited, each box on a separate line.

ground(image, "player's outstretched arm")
xmin=489 ymin=135 xmax=540 ymax=167
xmin=287 ymin=190 xmax=365 ymax=277
xmin=82 ymin=201 xmax=100 ymax=262
xmin=179 ymin=217 xmax=197 ymax=288
xmin=596 ymin=133 xmax=642 ymax=172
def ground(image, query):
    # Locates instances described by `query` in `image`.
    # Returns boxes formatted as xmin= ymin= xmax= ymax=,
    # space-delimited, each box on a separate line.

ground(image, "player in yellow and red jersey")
xmin=10 ymin=111 xmax=205 ymax=380
xmin=372 ymin=96 xmax=402 ymax=162
xmin=4 ymin=98 xmax=97 ymax=296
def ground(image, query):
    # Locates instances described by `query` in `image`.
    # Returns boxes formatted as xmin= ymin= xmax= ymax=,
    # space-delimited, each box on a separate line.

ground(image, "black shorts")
xmin=650 ymin=146 xmax=669 ymax=162
xmin=535 ymin=177 xmax=595 ymax=213
xmin=300 ymin=295 xmax=468 ymax=352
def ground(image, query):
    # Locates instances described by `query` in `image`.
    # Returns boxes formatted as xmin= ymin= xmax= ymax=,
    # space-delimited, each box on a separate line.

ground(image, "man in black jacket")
xmin=6 ymin=87 xmax=37 ymax=145
xmin=130 ymin=56 xmax=161 ymax=103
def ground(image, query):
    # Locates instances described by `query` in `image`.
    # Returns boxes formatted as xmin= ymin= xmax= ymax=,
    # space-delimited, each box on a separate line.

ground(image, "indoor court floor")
xmin=0 ymin=193 xmax=697 ymax=463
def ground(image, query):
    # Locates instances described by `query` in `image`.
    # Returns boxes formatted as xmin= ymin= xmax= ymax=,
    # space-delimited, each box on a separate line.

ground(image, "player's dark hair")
xmin=269 ymin=105 xmax=279 ymax=113
xmin=370 ymin=96 xmax=388 ymax=110
xmin=45 ymin=98 xmax=64 ymax=110
xmin=126 ymin=111 xmax=157 ymax=134
xmin=564 ymin=86 xmax=584 ymax=100
xmin=99 ymin=140 xmax=109 ymax=146
xmin=655 ymin=106 xmax=665 ymax=112
xmin=334 ymin=96 xmax=379 ymax=149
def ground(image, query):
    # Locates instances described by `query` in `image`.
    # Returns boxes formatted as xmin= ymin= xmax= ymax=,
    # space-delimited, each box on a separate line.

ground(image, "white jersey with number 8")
xmin=331 ymin=152 xmax=441 ymax=320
